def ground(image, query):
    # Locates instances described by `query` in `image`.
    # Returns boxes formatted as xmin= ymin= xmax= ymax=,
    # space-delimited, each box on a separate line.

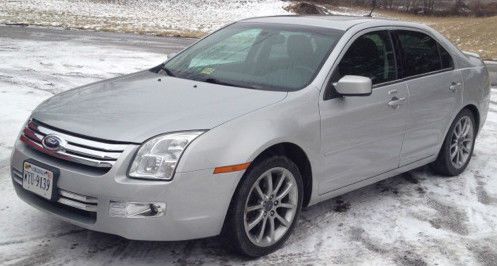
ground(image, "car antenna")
xmin=365 ymin=0 xmax=377 ymax=17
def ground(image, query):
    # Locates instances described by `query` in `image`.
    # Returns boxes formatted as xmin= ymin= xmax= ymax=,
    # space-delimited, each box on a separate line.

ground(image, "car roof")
xmin=239 ymin=15 xmax=471 ymax=68
xmin=239 ymin=15 xmax=421 ymax=31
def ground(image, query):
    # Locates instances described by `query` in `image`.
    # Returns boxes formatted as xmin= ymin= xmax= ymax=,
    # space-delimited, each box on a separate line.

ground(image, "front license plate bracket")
xmin=23 ymin=159 xmax=60 ymax=201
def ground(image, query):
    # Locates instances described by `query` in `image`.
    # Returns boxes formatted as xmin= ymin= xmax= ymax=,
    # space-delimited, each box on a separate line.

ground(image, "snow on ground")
xmin=0 ymin=0 xmax=290 ymax=36
xmin=1 ymin=26 xmax=497 ymax=265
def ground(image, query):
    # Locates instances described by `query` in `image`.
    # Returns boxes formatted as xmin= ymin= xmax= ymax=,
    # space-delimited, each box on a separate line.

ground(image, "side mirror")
xmin=164 ymin=52 xmax=178 ymax=63
xmin=334 ymin=75 xmax=372 ymax=96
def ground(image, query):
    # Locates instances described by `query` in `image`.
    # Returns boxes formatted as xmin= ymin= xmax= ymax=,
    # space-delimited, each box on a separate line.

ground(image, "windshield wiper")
xmin=160 ymin=65 xmax=176 ymax=77
xmin=203 ymin=78 xmax=237 ymax=87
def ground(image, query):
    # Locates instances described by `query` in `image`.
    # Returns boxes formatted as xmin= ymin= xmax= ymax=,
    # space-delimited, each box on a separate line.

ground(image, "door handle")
xmin=449 ymin=82 xmax=461 ymax=92
xmin=388 ymin=89 xmax=398 ymax=95
xmin=388 ymin=97 xmax=406 ymax=109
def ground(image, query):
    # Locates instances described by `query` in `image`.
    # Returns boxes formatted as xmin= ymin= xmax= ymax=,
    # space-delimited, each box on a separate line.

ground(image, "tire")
xmin=431 ymin=108 xmax=476 ymax=176
xmin=222 ymin=156 xmax=303 ymax=257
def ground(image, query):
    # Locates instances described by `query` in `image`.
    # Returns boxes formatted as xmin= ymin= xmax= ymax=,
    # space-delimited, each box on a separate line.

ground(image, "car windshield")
xmin=163 ymin=22 xmax=344 ymax=91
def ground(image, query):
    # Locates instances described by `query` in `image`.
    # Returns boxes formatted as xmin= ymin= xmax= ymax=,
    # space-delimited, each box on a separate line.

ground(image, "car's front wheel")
xmin=223 ymin=156 xmax=303 ymax=257
xmin=432 ymin=108 xmax=476 ymax=176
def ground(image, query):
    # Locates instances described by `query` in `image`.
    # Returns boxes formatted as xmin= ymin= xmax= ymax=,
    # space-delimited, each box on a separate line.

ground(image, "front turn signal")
xmin=213 ymin=162 xmax=251 ymax=174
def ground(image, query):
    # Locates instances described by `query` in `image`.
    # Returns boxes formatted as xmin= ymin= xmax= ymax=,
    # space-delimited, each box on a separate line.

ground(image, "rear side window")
xmin=396 ymin=30 xmax=453 ymax=77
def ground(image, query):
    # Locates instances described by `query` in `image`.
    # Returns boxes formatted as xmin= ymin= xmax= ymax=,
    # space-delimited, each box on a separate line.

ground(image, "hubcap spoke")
xmin=454 ymin=123 xmax=461 ymax=138
xmin=450 ymin=146 xmax=458 ymax=160
xmin=276 ymin=183 xmax=293 ymax=200
xmin=266 ymin=173 xmax=274 ymax=195
xmin=248 ymin=211 xmax=264 ymax=230
xmin=450 ymin=143 xmax=457 ymax=150
xmin=269 ymin=217 xmax=276 ymax=242
xmin=273 ymin=174 xmax=286 ymax=196
xmin=278 ymin=203 xmax=295 ymax=209
xmin=461 ymin=119 xmax=468 ymax=136
xmin=246 ymin=204 xmax=263 ymax=213
xmin=257 ymin=217 xmax=268 ymax=242
xmin=255 ymin=183 xmax=266 ymax=200
xmin=275 ymin=213 xmax=290 ymax=227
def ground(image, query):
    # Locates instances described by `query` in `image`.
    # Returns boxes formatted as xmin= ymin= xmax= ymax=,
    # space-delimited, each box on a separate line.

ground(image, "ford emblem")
xmin=41 ymin=135 xmax=63 ymax=151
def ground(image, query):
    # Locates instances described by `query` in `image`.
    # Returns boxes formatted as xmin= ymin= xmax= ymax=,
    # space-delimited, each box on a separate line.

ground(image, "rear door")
xmin=318 ymin=30 xmax=409 ymax=194
xmin=393 ymin=30 xmax=461 ymax=166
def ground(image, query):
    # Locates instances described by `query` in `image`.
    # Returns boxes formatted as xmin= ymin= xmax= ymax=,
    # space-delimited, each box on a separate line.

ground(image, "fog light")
xmin=109 ymin=201 xmax=166 ymax=218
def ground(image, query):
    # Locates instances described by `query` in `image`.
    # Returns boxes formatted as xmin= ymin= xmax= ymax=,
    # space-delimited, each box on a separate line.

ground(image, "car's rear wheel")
xmin=223 ymin=156 xmax=303 ymax=257
xmin=432 ymin=108 xmax=476 ymax=176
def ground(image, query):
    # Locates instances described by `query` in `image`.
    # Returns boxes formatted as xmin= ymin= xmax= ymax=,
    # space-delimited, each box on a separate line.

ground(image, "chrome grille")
xmin=58 ymin=189 xmax=98 ymax=212
xmin=20 ymin=119 xmax=129 ymax=168
xmin=12 ymin=169 xmax=23 ymax=185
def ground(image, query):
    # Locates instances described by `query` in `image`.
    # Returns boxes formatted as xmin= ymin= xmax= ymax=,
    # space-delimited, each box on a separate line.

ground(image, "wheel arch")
xmin=227 ymin=141 xmax=314 ymax=214
xmin=246 ymin=142 xmax=313 ymax=208
xmin=220 ymin=142 xmax=314 ymax=240
xmin=463 ymin=104 xmax=480 ymax=134
xmin=436 ymin=103 xmax=481 ymax=158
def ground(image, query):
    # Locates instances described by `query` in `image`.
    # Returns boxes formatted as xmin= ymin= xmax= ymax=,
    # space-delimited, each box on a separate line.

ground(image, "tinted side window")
xmin=336 ymin=31 xmax=396 ymax=85
xmin=396 ymin=31 xmax=444 ymax=77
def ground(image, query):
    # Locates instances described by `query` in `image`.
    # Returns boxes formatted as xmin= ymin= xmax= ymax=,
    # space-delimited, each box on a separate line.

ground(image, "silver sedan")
xmin=11 ymin=16 xmax=490 ymax=257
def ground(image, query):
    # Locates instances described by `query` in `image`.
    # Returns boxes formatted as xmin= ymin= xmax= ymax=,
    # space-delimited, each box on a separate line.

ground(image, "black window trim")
xmin=323 ymin=26 xmax=456 ymax=101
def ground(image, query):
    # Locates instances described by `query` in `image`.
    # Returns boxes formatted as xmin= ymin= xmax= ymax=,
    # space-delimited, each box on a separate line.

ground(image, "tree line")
xmin=313 ymin=0 xmax=497 ymax=16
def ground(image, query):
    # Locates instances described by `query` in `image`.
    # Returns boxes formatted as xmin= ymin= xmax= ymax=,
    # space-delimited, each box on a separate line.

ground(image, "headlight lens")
xmin=128 ymin=131 xmax=205 ymax=180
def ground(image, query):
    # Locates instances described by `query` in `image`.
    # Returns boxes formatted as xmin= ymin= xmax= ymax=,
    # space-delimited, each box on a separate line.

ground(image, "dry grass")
xmin=378 ymin=10 xmax=497 ymax=60
xmin=321 ymin=5 xmax=497 ymax=60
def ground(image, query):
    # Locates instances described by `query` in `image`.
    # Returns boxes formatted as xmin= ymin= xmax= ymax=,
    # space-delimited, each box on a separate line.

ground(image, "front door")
xmin=318 ymin=30 xmax=408 ymax=194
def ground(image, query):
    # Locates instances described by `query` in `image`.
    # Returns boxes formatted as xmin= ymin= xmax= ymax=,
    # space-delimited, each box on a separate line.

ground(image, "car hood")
xmin=32 ymin=70 xmax=287 ymax=143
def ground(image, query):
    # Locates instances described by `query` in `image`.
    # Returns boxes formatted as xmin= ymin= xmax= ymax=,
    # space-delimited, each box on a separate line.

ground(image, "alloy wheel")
xmin=450 ymin=115 xmax=474 ymax=169
xmin=243 ymin=167 xmax=298 ymax=247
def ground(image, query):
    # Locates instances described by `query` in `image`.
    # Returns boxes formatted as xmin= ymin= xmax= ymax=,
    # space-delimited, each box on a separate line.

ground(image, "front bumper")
xmin=11 ymin=140 xmax=243 ymax=241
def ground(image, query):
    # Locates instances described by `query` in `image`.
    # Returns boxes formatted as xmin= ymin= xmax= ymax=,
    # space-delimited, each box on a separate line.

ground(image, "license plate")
xmin=23 ymin=162 xmax=55 ymax=200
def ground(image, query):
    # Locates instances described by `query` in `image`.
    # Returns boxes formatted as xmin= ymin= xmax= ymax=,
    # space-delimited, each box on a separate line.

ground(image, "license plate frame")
xmin=22 ymin=159 xmax=59 ymax=201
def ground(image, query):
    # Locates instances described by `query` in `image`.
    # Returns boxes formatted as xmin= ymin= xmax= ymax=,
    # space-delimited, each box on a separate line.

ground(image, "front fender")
xmin=176 ymin=88 xmax=322 ymax=176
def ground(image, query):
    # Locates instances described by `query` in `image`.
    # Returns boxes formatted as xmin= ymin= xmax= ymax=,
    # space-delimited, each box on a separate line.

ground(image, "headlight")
xmin=128 ymin=131 xmax=205 ymax=181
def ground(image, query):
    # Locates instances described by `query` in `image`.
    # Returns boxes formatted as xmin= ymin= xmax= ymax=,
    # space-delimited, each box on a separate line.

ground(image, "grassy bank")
xmin=378 ymin=10 xmax=497 ymax=60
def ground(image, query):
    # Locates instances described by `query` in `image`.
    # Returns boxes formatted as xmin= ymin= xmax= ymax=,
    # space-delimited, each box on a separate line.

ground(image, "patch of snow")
xmin=0 ymin=0 xmax=290 ymax=35
xmin=0 ymin=35 xmax=164 ymax=164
